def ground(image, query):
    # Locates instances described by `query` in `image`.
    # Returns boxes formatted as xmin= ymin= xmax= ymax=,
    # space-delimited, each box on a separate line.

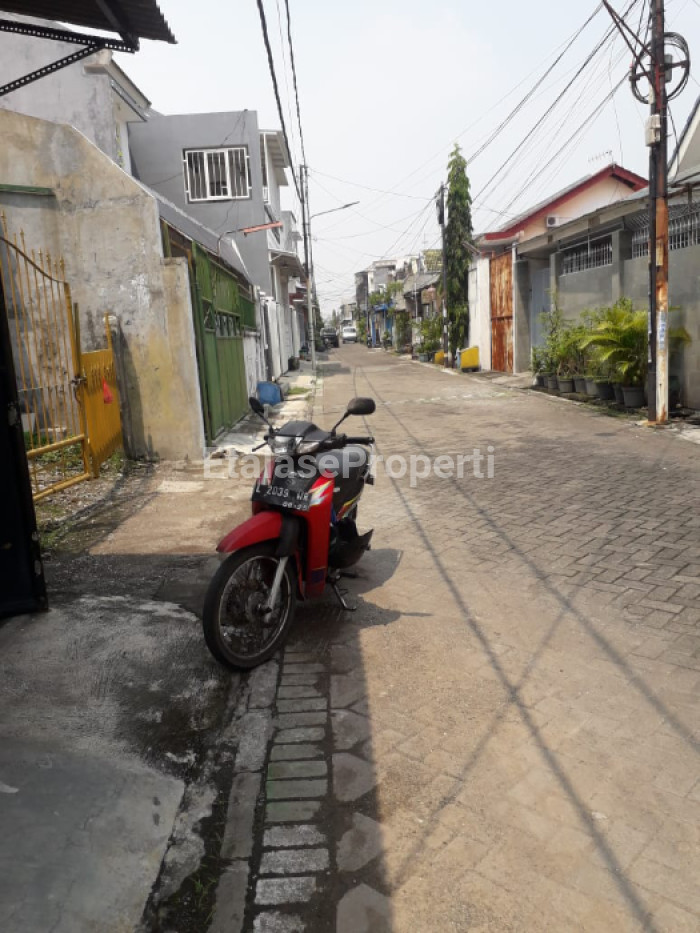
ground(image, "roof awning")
xmin=0 ymin=1 xmax=175 ymax=96
xmin=270 ymin=249 xmax=305 ymax=280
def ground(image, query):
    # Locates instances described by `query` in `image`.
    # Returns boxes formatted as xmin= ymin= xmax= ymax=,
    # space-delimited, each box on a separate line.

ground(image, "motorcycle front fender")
xmin=216 ymin=511 xmax=283 ymax=554
xmin=216 ymin=511 xmax=305 ymax=596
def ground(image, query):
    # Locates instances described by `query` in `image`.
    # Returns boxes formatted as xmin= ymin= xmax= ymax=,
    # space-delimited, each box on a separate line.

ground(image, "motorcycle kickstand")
xmin=329 ymin=578 xmax=357 ymax=612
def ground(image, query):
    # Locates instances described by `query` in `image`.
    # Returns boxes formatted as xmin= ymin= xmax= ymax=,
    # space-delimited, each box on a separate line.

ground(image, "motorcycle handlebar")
xmin=344 ymin=436 xmax=375 ymax=445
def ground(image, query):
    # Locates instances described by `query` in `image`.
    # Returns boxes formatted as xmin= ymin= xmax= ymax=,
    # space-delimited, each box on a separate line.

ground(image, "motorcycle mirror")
xmin=347 ymin=397 xmax=376 ymax=417
xmin=331 ymin=396 xmax=376 ymax=434
xmin=249 ymin=397 xmax=265 ymax=417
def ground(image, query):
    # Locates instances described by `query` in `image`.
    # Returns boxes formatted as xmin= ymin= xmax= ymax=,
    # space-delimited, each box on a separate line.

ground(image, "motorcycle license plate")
xmin=253 ymin=482 xmax=311 ymax=512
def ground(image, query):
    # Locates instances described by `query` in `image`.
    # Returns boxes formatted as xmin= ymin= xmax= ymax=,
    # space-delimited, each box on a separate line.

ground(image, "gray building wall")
xmin=0 ymin=24 xmax=120 ymax=163
xmin=556 ymin=264 xmax=614 ymax=315
xmin=542 ymin=239 xmax=700 ymax=408
xmin=128 ymin=111 xmax=272 ymax=293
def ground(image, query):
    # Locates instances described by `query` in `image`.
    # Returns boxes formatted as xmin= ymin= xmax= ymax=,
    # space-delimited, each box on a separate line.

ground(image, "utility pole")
xmin=603 ymin=0 xmax=689 ymax=423
xmin=300 ymin=163 xmax=316 ymax=371
xmin=437 ymin=183 xmax=448 ymax=365
xmin=648 ymin=0 xmax=668 ymax=423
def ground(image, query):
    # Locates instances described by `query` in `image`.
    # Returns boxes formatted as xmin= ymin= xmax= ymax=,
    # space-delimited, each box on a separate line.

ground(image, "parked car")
xmin=341 ymin=324 xmax=357 ymax=343
xmin=321 ymin=326 xmax=339 ymax=348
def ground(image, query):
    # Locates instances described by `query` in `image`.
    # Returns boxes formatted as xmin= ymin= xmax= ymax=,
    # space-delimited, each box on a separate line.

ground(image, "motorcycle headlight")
xmin=269 ymin=435 xmax=299 ymax=455
xmin=296 ymin=439 xmax=321 ymax=456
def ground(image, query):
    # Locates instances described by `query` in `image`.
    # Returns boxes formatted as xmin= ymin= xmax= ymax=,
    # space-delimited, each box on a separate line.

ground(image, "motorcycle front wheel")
xmin=202 ymin=543 xmax=297 ymax=670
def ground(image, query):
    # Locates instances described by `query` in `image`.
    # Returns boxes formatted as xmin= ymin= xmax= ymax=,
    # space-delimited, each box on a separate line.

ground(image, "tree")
xmin=444 ymin=144 xmax=473 ymax=355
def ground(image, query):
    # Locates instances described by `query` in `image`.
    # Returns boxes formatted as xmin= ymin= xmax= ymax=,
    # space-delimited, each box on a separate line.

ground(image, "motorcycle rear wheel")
xmin=203 ymin=543 xmax=297 ymax=670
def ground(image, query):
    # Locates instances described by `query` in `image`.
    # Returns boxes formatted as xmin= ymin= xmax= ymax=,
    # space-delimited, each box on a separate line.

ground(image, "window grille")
xmin=184 ymin=147 xmax=251 ymax=202
xmin=632 ymin=228 xmax=649 ymax=258
xmin=560 ymin=237 xmax=613 ymax=275
xmin=629 ymin=206 xmax=700 ymax=258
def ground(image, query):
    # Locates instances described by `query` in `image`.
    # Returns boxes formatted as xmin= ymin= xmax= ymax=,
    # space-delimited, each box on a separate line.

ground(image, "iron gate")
xmin=490 ymin=252 xmax=514 ymax=373
xmin=0 ymin=216 xmax=91 ymax=500
xmin=0 ymin=261 xmax=47 ymax=615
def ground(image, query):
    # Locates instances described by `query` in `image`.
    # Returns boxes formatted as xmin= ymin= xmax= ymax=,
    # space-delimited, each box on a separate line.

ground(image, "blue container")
xmin=257 ymin=381 xmax=283 ymax=406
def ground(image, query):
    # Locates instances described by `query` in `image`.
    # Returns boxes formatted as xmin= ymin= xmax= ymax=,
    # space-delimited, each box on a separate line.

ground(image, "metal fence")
xmin=631 ymin=205 xmax=700 ymax=258
xmin=561 ymin=237 xmax=613 ymax=276
xmin=0 ymin=215 xmax=123 ymax=500
xmin=0 ymin=215 xmax=91 ymax=500
xmin=80 ymin=317 xmax=122 ymax=476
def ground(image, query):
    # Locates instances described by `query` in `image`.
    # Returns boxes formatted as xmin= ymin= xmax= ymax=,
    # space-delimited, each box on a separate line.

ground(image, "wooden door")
xmin=490 ymin=252 xmax=513 ymax=373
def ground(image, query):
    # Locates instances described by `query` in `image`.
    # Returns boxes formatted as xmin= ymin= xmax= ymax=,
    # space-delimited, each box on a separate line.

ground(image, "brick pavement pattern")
xmin=239 ymin=346 xmax=700 ymax=932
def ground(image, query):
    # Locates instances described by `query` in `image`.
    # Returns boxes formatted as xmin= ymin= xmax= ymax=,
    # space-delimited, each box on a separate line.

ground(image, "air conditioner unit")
xmin=546 ymin=215 xmax=560 ymax=229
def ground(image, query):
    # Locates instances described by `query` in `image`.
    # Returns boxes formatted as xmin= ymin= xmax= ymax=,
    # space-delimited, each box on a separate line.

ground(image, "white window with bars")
xmin=183 ymin=147 xmax=252 ymax=202
xmin=560 ymin=236 xmax=613 ymax=275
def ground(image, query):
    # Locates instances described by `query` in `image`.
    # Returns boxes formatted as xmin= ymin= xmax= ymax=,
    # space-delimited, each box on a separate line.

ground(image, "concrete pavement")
xmin=230 ymin=344 xmax=700 ymax=932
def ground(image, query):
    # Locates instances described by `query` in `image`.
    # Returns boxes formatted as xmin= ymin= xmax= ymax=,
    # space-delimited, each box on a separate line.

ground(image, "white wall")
xmin=468 ymin=257 xmax=491 ymax=370
xmin=243 ymin=331 xmax=266 ymax=396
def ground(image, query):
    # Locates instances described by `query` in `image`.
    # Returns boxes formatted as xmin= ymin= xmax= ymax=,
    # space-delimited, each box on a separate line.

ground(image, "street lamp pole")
xmin=300 ymin=172 xmax=359 ymax=370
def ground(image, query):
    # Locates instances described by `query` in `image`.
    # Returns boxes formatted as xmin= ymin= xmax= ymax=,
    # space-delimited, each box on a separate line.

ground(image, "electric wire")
xmin=489 ymin=38 xmax=631 ymax=212
xmin=474 ymin=0 xmax=643 ymax=207
xmin=283 ymin=0 xmax=307 ymax=170
xmin=467 ymin=4 xmax=604 ymax=165
xmin=493 ymin=73 xmax=629 ymax=222
xmin=274 ymin=0 xmax=299 ymax=171
xmin=255 ymin=0 xmax=302 ymax=203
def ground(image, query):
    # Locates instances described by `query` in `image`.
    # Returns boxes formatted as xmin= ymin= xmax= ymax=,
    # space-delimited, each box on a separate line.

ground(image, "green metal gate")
xmin=192 ymin=243 xmax=248 ymax=441
xmin=162 ymin=223 xmax=254 ymax=444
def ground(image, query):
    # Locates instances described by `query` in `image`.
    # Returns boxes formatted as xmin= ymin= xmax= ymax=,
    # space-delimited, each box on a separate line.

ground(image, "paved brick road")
xmin=237 ymin=345 xmax=700 ymax=933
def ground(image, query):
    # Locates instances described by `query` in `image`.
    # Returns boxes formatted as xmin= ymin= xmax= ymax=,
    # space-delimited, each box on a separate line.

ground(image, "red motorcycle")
xmin=202 ymin=396 xmax=376 ymax=669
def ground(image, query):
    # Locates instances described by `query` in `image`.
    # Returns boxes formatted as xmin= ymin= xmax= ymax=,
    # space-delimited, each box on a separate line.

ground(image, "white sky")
xmin=118 ymin=0 xmax=700 ymax=313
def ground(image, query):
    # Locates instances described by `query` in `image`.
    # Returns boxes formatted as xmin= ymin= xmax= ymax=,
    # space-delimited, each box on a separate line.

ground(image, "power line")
xmin=309 ymin=168 xmax=431 ymax=201
xmin=494 ymin=74 xmax=628 ymax=220
xmin=283 ymin=0 xmax=307 ymax=170
xmin=255 ymin=0 xmax=302 ymax=203
xmin=481 ymin=37 xmax=630 ymax=214
xmin=474 ymin=0 xmax=643 ymax=206
xmin=467 ymin=3 xmax=604 ymax=164
xmin=335 ymin=5 xmax=610 ymax=220
xmin=274 ymin=0 xmax=299 ymax=170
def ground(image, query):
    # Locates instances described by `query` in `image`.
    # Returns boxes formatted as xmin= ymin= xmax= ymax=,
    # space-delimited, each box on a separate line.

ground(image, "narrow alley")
xmin=232 ymin=344 xmax=700 ymax=932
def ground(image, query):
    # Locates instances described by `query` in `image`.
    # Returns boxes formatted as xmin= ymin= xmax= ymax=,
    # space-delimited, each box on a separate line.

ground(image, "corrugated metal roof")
xmin=402 ymin=272 xmax=440 ymax=296
xmin=152 ymin=189 xmax=251 ymax=282
xmin=0 ymin=1 xmax=175 ymax=43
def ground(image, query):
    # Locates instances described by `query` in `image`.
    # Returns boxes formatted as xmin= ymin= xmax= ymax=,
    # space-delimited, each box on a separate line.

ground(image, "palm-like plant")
xmin=580 ymin=299 xmax=690 ymax=387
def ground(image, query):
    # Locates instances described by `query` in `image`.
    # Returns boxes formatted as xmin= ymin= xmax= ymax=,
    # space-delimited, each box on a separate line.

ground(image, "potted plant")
xmin=531 ymin=346 xmax=546 ymax=386
xmin=581 ymin=299 xmax=691 ymax=409
xmin=540 ymin=301 xmax=567 ymax=391
xmin=419 ymin=317 xmax=442 ymax=363
xmin=556 ymin=324 xmax=586 ymax=394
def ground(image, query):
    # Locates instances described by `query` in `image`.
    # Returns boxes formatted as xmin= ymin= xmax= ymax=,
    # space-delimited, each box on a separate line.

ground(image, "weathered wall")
xmin=0 ymin=27 xmax=118 ymax=162
xmin=0 ymin=109 xmax=205 ymax=461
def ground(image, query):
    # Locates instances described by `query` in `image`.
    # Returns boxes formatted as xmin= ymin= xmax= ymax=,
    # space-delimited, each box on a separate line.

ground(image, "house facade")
xmin=471 ymin=164 xmax=647 ymax=373
xmin=128 ymin=112 xmax=304 ymax=379
xmin=515 ymin=166 xmax=700 ymax=409
xmin=0 ymin=23 xmax=298 ymax=454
